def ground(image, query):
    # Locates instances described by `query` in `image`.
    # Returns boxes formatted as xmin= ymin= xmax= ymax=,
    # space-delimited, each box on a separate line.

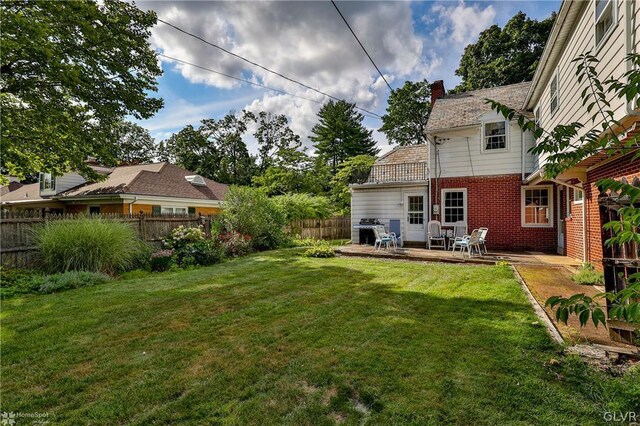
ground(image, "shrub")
xmin=289 ymin=235 xmax=319 ymax=247
xmin=150 ymin=249 xmax=175 ymax=272
xmin=173 ymin=239 xmax=224 ymax=267
xmin=303 ymin=241 xmax=335 ymax=258
xmin=38 ymin=271 xmax=111 ymax=294
xmin=219 ymin=231 xmax=253 ymax=257
xmin=162 ymin=225 xmax=206 ymax=250
xmin=572 ymin=263 xmax=604 ymax=285
xmin=272 ymin=193 xmax=334 ymax=221
xmin=0 ymin=268 xmax=44 ymax=298
xmin=34 ymin=217 xmax=145 ymax=274
xmin=222 ymin=186 xmax=288 ymax=250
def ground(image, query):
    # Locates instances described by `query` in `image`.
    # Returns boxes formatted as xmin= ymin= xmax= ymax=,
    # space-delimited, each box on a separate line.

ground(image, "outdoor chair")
xmin=427 ymin=220 xmax=446 ymax=249
xmin=478 ymin=227 xmax=489 ymax=255
xmin=389 ymin=219 xmax=403 ymax=248
xmin=373 ymin=225 xmax=395 ymax=251
xmin=452 ymin=229 xmax=482 ymax=258
xmin=448 ymin=221 xmax=468 ymax=250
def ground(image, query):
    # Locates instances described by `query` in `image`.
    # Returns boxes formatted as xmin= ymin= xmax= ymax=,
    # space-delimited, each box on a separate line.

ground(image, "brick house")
xmin=351 ymin=0 xmax=639 ymax=261
xmin=0 ymin=163 xmax=227 ymax=216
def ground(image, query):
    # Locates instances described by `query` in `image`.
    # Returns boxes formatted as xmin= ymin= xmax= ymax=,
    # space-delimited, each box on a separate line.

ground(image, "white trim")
xmin=595 ymin=0 xmax=618 ymax=51
xmin=160 ymin=206 xmax=188 ymax=215
xmin=572 ymin=188 xmax=584 ymax=204
xmin=521 ymin=185 xmax=554 ymax=228
xmin=549 ymin=71 xmax=559 ymax=116
xmin=480 ymin=119 xmax=509 ymax=153
xmin=58 ymin=193 xmax=223 ymax=207
xmin=441 ymin=188 xmax=467 ymax=226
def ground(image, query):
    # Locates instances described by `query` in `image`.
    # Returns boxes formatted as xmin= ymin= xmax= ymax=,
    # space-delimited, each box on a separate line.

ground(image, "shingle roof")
xmin=375 ymin=144 xmax=429 ymax=165
xmin=0 ymin=183 xmax=46 ymax=203
xmin=61 ymin=163 xmax=228 ymax=201
xmin=426 ymin=82 xmax=532 ymax=132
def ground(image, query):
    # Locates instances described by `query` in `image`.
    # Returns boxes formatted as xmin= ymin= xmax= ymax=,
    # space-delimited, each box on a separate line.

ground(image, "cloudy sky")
xmin=137 ymin=0 xmax=559 ymax=155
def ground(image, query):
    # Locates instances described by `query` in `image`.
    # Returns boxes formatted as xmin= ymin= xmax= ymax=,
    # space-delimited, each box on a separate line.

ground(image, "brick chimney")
xmin=430 ymin=80 xmax=445 ymax=105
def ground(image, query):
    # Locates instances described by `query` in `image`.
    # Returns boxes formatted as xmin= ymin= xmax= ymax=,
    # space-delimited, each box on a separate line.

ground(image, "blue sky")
xmin=138 ymin=1 xmax=560 ymax=155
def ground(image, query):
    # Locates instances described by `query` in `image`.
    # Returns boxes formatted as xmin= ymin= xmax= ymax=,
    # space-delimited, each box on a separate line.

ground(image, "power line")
xmin=157 ymin=18 xmax=383 ymax=119
xmin=157 ymin=53 xmax=382 ymax=120
xmin=330 ymin=0 xmax=392 ymax=91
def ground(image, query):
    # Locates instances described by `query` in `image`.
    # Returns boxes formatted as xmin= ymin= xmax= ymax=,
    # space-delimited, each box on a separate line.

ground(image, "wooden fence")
xmin=0 ymin=211 xmax=213 ymax=268
xmin=284 ymin=216 xmax=351 ymax=240
xmin=0 ymin=212 xmax=351 ymax=268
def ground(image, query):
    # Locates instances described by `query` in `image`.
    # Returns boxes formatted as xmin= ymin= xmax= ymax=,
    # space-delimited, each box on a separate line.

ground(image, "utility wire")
xmin=330 ymin=0 xmax=392 ymax=91
xmin=157 ymin=18 xmax=383 ymax=119
xmin=157 ymin=53 xmax=382 ymax=120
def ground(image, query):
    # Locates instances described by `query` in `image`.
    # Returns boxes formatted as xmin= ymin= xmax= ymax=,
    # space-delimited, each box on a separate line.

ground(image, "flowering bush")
xmin=303 ymin=241 xmax=335 ymax=258
xmin=162 ymin=226 xmax=205 ymax=250
xmin=150 ymin=249 xmax=175 ymax=272
xmin=219 ymin=231 xmax=253 ymax=257
xmin=173 ymin=239 xmax=224 ymax=267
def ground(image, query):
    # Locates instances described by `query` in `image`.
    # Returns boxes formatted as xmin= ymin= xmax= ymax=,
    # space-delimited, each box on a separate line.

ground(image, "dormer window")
xmin=39 ymin=173 xmax=56 ymax=192
xmin=482 ymin=120 xmax=508 ymax=151
xmin=185 ymin=175 xmax=206 ymax=186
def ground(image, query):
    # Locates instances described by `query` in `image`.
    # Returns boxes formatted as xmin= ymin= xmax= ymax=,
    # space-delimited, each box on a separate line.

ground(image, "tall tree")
xmin=252 ymin=112 xmax=302 ymax=172
xmin=380 ymin=80 xmax=431 ymax=146
xmin=109 ymin=121 xmax=156 ymax=165
xmin=454 ymin=11 xmax=556 ymax=92
xmin=1 ymin=0 xmax=163 ymax=184
xmin=330 ymin=155 xmax=376 ymax=213
xmin=158 ymin=125 xmax=216 ymax=178
xmin=310 ymin=100 xmax=378 ymax=175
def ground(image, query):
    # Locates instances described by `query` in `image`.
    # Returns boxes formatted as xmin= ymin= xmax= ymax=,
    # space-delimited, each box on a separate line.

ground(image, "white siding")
xmin=350 ymin=184 xmax=429 ymax=242
xmin=534 ymin=0 xmax=637 ymax=167
xmin=55 ymin=172 xmax=86 ymax=194
xmin=430 ymin=120 xmax=536 ymax=178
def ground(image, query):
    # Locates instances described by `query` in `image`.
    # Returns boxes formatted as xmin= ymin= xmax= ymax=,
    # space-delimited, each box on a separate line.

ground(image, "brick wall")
xmin=431 ymin=174 xmax=557 ymax=252
xmin=584 ymin=153 xmax=640 ymax=268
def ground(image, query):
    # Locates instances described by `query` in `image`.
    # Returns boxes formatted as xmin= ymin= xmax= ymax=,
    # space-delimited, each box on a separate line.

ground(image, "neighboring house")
xmin=352 ymin=0 xmax=639 ymax=259
xmin=0 ymin=163 xmax=227 ymax=215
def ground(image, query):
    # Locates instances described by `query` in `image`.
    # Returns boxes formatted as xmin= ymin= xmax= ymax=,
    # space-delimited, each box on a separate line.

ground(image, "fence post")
xmin=201 ymin=214 xmax=211 ymax=237
xmin=138 ymin=212 xmax=146 ymax=242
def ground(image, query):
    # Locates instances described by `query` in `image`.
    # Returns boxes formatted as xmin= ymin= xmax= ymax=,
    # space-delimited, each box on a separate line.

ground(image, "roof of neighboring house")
xmin=61 ymin=163 xmax=228 ymax=201
xmin=0 ymin=181 xmax=24 ymax=197
xmin=0 ymin=182 xmax=47 ymax=203
xmin=375 ymin=144 xmax=429 ymax=165
xmin=426 ymin=81 xmax=532 ymax=133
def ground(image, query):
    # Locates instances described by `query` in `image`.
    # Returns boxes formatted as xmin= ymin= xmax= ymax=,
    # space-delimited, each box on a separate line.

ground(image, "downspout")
xmin=521 ymin=130 xmax=525 ymax=180
xmin=128 ymin=196 xmax=137 ymax=215
xmin=552 ymin=179 xmax=587 ymax=263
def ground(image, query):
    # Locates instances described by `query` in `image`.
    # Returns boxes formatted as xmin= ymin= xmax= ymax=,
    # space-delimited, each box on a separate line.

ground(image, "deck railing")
xmin=365 ymin=162 xmax=429 ymax=184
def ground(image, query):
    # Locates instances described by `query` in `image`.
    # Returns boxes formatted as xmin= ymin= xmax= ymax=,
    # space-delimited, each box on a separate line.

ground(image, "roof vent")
xmin=185 ymin=175 xmax=206 ymax=186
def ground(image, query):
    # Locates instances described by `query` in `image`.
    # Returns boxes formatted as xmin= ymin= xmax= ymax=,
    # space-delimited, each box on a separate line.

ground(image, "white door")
xmin=405 ymin=193 xmax=425 ymax=242
xmin=557 ymin=186 xmax=565 ymax=253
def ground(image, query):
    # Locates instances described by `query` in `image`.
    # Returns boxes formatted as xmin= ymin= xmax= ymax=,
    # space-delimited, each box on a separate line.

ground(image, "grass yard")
xmin=1 ymin=250 xmax=638 ymax=424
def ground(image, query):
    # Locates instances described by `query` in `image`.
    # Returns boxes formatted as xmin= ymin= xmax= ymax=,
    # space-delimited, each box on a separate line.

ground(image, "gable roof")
xmin=426 ymin=82 xmax=532 ymax=133
xmin=61 ymin=163 xmax=228 ymax=201
xmin=0 ymin=182 xmax=47 ymax=203
xmin=375 ymin=144 xmax=429 ymax=165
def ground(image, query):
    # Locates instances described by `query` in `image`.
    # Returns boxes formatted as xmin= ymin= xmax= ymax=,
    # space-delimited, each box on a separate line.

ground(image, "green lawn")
xmin=1 ymin=250 xmax=638 ymax=424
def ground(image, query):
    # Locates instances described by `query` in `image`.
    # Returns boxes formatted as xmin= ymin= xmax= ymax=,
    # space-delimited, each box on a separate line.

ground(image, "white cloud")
xmin=431 ymin=1 xmax=496 ymax=46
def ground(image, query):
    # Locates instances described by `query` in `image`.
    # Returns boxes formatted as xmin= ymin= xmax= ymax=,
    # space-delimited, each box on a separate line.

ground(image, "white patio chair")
xmin=478 ymin=227 xmax=489 ymax=255
xmin=427 ymin=220 xmax=446 ymax=249
xmin=453 ymin=229 xmax=482 ymax=258
xmin=448 ymin=221 xmax=468 ymax=250
xmin=373 ymin=225 xmax=395 ymax=251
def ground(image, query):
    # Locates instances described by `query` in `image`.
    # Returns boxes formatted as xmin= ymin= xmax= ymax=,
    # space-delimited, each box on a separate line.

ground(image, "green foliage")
xmin=379 ymin=80 xmax=431 ymax=146
xmin=173 ymin=239 xmax=225 ymax=268
xmin=330 ymin=155 xmax=376 ymax=214
xmin=219 ymin=231 xmax=253 ymax=257
xmin=0 ymin=268 xmax=44 ymax=298
xmin=222 ymin=186 xmax=288 ymax=250
xmin=108 ymin=121 xmax=157 ymax=165
xmin=34 ymin=217 xmax=147 ymax=274
xmin=289 ymin=235 xmax=319 ymax=247
xmin=150 ymin=250 xmax=175 ymax=272
xmin=0 ymin=0 xmax=163 ymax=184
xmin=162 ymin=225 xmax=206 ymax=250
xmin=302 ymin=241 xmax=336 ymax=258
xmin=251 ymin=111 xmax=303 ymax=172
xmin=272 ymin=193 xmax=334 ymax=221
xmin=310 ymin=100 xmax=379 ymax=174
xmin=454 ymin=11 xmax=556 ymax=92
xmin=38 ymin=271 xmax=111 ymax=294
xmin=490 ymin=53 xmax=640 ymax=327
xmin=571 ymin=263 xmax=604 ymax=285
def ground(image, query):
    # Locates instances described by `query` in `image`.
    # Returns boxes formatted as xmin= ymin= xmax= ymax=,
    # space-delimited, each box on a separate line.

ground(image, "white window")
xmin=407 ymin=195 xmax=424 ymax=225
xmin=442 ymin=189 xmax=467 ymax=226
xmin=573 ymin=188 xmax=584 ymax=204
xmin=160 ymin=206 xmax=188 ymax=215
xmin=595 ymin=0 xmax=616 ymax=47
xmin=549 ymin=73 xmax=559 ymax=115
xmin=521 ymin=186 xmax=553 ymax=228
xmin=482 ymin=121 xmax=508 ymax=151
xmin=39 ymin=173 xmax=56 ymax=192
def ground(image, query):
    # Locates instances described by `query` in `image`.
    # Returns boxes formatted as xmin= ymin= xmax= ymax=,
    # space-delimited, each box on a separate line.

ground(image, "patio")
xmin=335 ymin=243 xmax=582 ymax=268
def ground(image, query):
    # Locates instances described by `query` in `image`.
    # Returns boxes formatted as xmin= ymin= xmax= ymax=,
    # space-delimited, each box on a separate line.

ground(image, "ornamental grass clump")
xmin=34 ymin=217 xmax=145 ymax=274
